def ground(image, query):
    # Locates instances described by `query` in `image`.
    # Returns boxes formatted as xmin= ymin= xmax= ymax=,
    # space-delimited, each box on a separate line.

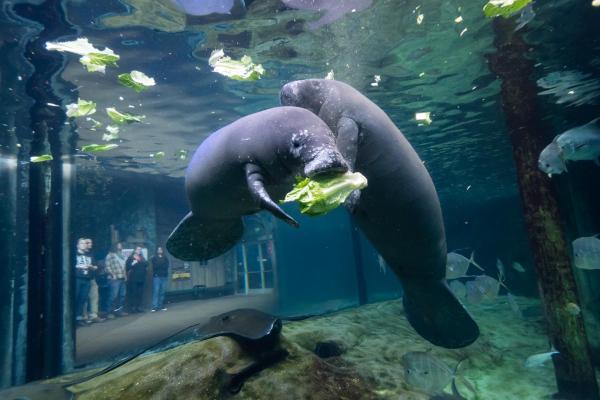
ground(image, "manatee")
xmin=167 ymin=106 xmax=348 ymax=261
xmin=280 ymin=79 xmax=479 ymax=348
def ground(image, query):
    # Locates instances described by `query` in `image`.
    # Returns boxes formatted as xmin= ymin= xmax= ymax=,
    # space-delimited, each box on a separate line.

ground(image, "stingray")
xmin=0 ymin=308 xmax=283 ymax=400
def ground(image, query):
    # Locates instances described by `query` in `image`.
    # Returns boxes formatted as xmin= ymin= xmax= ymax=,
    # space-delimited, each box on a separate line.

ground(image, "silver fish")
xmin=401 ymin=351 xmax=453 ymax=395
xmin=507 ymin=293 xmax=523 ymax=319
xmin=496 ymin=259 xmax=505 ymax=280
xmin=515 ymin=3 xmax=535 ymax=31
xmin=538 ymin=140 xmax=567 ymax=177
xmin=556 ymin=118 xmax=600 ymax=163
xmin=524 ymin=347 xmax=559 ymax=368
xmin=572 ymin=236 xmax=600 ymax=270
xmin=511 ymin=261 xmax=526 ymax=273
xmin=466 ymin=275 xmax=499 ymax=304
xmin=446 ymin=251 xmax=484 ymax=280
xmin=449 ymin=280 xmax=467 ymax=300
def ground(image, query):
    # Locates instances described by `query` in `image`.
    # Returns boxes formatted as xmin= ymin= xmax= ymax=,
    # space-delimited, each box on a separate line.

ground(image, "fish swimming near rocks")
xmin=572 ymin=235 xmax=600 ymax=270
xmin=281 ymin=0 xmax=373 ymax=30
xmin=446 ymin=251 xmax=484 ymax=280
xmin=166 ymin=106 xmax=348 ymax=261
xmin=511 ymin=261 xmax=526 ymax=273
xmin=401 ymin=351 xmax=467 ymax=397
xmin=556 ymin=117 xmax=600 ymax=163
xmin=524 ymin=347 xmax=559 ymax=368
xmin=538 ymin=139 xmax=568 ymax=177
xmin=465 ymin=275 xmax=500 ymax=304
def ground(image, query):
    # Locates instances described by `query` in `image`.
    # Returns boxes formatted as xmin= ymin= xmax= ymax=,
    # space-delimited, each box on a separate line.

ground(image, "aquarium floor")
xmin=70 ymin=295 xmax=569 ymax=399
xmin=282 ymin=295 xmax=560 ymax=399
xmin=75 ymin=293 xmax=276 ymax=365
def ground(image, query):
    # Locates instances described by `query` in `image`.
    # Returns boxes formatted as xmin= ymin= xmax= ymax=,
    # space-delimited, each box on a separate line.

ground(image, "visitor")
xmin=84 ymin=238 xmax=104 ymax=323
xmin=105 ymin=242 xmax=128 ymax=318
xmin=75 ymin=238 xmax=94 ymax=327
xmin=126 ymin=246 xmax=148 ymax=313
xmin=151 ymin=246 xmax=170 ymax=312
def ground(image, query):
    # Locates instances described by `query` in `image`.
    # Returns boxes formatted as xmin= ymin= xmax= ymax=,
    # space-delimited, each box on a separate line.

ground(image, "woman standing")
xmin=126 ymin=246 xmax=148 ymax=313
xmin=151 ymin=246 xmax=170 ymax=312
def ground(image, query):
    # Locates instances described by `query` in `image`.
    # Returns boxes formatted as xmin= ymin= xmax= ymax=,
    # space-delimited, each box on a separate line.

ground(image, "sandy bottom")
xmin=284 ymin=295 xmax=556 ymax=399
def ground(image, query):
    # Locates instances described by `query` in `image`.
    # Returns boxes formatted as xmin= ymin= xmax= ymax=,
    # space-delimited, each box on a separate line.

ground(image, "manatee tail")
xmin=402 ymin=278 xmax=479 ymax=348
xmin=166 ymin=212 xmax=243 ymax=261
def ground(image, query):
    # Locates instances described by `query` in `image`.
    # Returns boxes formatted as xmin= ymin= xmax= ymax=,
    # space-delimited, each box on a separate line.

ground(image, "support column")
xmin=487 ymin=17 xmax=599 ymax=399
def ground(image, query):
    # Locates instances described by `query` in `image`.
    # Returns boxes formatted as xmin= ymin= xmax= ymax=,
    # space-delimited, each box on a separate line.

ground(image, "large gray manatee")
xmin=280 ymin=79 xmax=479 ymax=348
xmin=166 ymin=106 xmax=348 ymax=261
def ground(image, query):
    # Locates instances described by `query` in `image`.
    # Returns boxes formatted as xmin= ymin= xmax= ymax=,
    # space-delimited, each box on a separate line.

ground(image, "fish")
xmin=511 ymin=261 xmax=526 ymax=273
xmin=449 ymin=280 xmax=467 ymax=299
xmin=514 ymin=3 xmax=535 ymax=31
xmin=538 ymin=139 xmax=567 ymax=177
xmin=465 ymin=275 xmax=500 ymax=304
xmin=377 ymin=254 xmax=387 ymax=274
xmin=401 ymin=351 xmax=455 ymax=395
xmin=565 ymin=302 xmax=581 ymax=316
xmin=507 ymin=293 xmax=523 ymax=319
xmin=446 ymin=251 xmax=484 ymax=280
xmin=556 ymin=118 xmax=600 ymax=163
xmin=496 ymin=259 xmax=506 ymax=280
xmin=572 ymin=236 xmax=600 ymax=270
xmin=281 ymin=0 xmax=374 ymax=30
xmin=524 ymin=347 xmax=559 ymax=368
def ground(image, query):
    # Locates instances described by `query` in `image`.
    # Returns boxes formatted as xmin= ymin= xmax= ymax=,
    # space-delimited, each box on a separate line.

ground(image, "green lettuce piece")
xmin=30 ymin=154 xmax=53 ymax=163
xmin=282 ymin=171 xmax=368 ymax=216
xmin=483 ymin=0 xmax=532 ymax=18
xmin=66 ymin=98 xmax=96 ymax=118
xmin=81 ymin=143 xmax=118 ymax=152
xmin=176 ymin=149 xmax=188 ymax=160
xmin=118 ymin=71 xmax=155 ymax=92
xmin=150 ymin=151 xmax=165 ymax=159
xmin=208 ymin=49 xmax=265 ymax=81
xmin=106 ymin=107 xmax=145 ymax=124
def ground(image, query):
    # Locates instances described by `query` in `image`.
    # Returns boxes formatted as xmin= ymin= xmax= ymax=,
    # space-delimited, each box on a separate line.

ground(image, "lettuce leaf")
xmin=282 ymin=172 xmax=368 ymax=216
xmin=483 ymin=0 xmax=532 ymax=18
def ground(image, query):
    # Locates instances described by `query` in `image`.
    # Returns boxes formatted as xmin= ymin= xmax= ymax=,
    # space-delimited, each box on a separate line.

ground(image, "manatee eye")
xmin=292 ymin=137 xmax=301 ymax=148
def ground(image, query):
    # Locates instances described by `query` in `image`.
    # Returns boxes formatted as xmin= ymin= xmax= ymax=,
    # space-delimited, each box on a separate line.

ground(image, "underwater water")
xmin=1 ymin=0 xmax=600 ymax=398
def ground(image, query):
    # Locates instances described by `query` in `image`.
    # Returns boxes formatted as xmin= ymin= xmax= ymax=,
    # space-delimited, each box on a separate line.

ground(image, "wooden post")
xmin=487 ymin=17 xmax=599 ymax=399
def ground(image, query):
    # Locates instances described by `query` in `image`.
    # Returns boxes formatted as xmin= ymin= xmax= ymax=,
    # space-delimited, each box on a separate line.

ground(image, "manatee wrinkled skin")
xmin=280 ymin=79 xmax=479 ymax=349
xmin=167 ymin=106 xmax=348 ymax=262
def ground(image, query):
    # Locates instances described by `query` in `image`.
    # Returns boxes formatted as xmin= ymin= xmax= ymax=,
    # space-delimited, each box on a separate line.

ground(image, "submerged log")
xmin=487 ymin=17 xmax=599 ymax=399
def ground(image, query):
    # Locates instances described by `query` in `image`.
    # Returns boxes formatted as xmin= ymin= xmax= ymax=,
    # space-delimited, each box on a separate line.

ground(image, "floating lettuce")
xmin=66 ymin=99 xmax=96 ymax=118
xmin=176 ymin=149 xmax=188 ymax=160
xmin=102 ymin=125 xmax=120 ymax=141
xmin=208 ymin=49 xmax=265 ymax=81
xmin=81 ymin=143 xmax=118 ymax=152
xmin=30 ymin=155 xmax=53 ymax=163
xmin=150 ymin=151 xmax=165 ymax=159
xmin=282 ymin=172 xmax=368 ymax=216
xmin=118 ymin=71 xmax=155 ymax=92
xmin=106 ymin=107 xmax=145 ymax=124
xmin=483 ymin=0 xmax=532 ymax=18
xmin=415 ymin=112 xmax=432 ymax=125
xmin=45 ymin=38 xmax=119 ymax=73
xmin=86 ymin=117 xmax=102 ymax=131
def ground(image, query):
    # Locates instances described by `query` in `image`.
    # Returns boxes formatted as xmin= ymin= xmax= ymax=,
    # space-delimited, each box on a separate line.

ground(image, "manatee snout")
xmin=304 ymin=149 xmax=349 ymax=177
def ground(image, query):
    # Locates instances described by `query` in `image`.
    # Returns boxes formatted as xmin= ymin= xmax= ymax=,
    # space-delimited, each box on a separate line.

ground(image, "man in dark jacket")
xmin=126 ymin=246 xmax=148 ymax=313
xmin=151 ymin=246 xmax=170 ymax=312
xmin=75 ymin=238 xmax=96 ymax=326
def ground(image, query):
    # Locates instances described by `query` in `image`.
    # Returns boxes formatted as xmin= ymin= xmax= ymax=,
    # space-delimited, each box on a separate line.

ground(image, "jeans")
xmin=152 ymin=276 xmax=168 ymax=310
xmin=86 ymin=279 xmax=99 ymax=318
xmin=75 ymin=278 xmax=91 ymax=319
xmin=110 ymin=279 xmax=127 ymax=312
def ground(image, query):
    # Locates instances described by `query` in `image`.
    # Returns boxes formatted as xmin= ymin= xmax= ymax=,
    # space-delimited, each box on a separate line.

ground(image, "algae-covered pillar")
xmin=487 ymin=17 xmax=599 ymax=399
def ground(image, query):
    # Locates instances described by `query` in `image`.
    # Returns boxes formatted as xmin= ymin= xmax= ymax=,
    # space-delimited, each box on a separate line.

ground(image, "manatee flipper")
xmin=245 ymin=163 xmax=299 ymax=227
xmin=336 ymin=117 xmax=362 ymax=211
xmin=166 ymin=212 xmax=243 ymax=261
xmin=402 ymin=278 xmax=479 ymax=348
